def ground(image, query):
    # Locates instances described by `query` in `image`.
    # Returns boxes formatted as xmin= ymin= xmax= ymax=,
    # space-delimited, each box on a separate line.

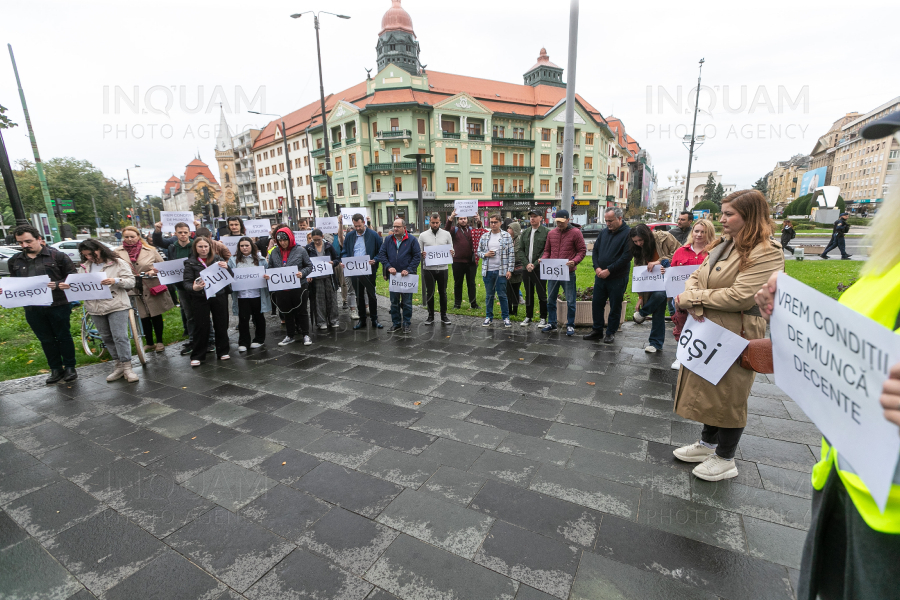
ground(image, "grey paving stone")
xmin=364 ymin=534 xmax=519 ymax=600
xmin=413 ymin=398 xmax=474 ymax=419
xmin=0 ymin=439 xmax=41 ymax=477
xmin=272 ymin=399 xmax=328 ymax=424
xmin=46 ymin=509 xmax=166 ymax=596
xmin=295 ymin=461 xmax=403 ymax=519
xmin=691 ymin=478 xmax=812 ymax=530
xmin=410 ymin=413 xmax=508 ymax=449
xmin=76 ymin=458 xmax=155 ymax=501
xmin=469 ymin=449 xmax=541 ymax=488
xmin=591 ymin=390 xmax=645 ymax=414
xmin=469 ymin=479 xmax=601 ymax=548
xmin=196 ymin=402 xmax=257 ymax=426
xmin=744 ymin=515 xmax=807 ymax=570
xmin=182 ymin=461 xmax=277 ymax=511
xmin=38 ymin=439 xmax=117 ymax=483
xmin=5 ymin=420 xmax=81 ymax=456
xmin=178 ymin=423 xmax=242 ymax=452
xmin=569 ymin=551 xmax=719 ymax=600
xmin=4 ymin=481 xmax=104 ymax=543
xmin=307 ymin=408 xmax=370 ymax=434
xmin=104 ymin=550 xmax=227 ymax=600
xmin=782 ymin=399 xmax=812 ymax=423
xmin=622 ymin=378 xmax=674 ymax=399
xmin=556 ymin=403 xmax=615 ymax=432
xmin=73 ymin=413 xmax=139 ymax=444
xmin=303 ymin=432 xmax=380 ymax=469
xmin=738 ymin=434 xmax=817 ymax=473
xmin=475 ymin=520 xmax=580 ymax=599
xmin=376 ymin=489 xmax=494 ymax=559
xmin=212 ymin=433 xmax=284 ymax=468
xmin=202 ymin=383 xmax=265 ymax=404
xmin=747 ymin=395 xmax=792 ymax=419
xmin=606 ymin=411 xmax=672 ymax=444
xmin=529 ymin=463 xmax=641 ymax=518
xmin=147 ymin=445 xmax=222 ymax=483
xmin=751 ymin=381 xmax=789 ymax=400
xmin=636 ymin=490 xmax=746 ymax=552
xmin=243 ymin=393 xmax=295 ymax=413
xmin=421 ymin=466 xmax=487 ymax=506
xmin=508 ymin=396 xmax=566 ymax=421
xmin=102 ymin=428 xmax=186 ymax=465
xmin=229 ymin=411 xmax=292 ymax=438
xmin=470 ymin=387 xmax=524 ymax=411
xmin=0 ymin=537 xmax=83 ymax=600
xmin=104 ymin=474 xmax=214 ymax=537
xmin=0 ymin=509 xmax=28 ymax=552
xmin=245 ymin=547 xmax=372 ymax=600
xmin=166 ymin=506 xmax=294 ymax=593
xmin=415 ymin=438 xmax=483 ymax=469
xmin=40 ymin=400 xmax=108 ymax=429
xmin=514 ymin=584 xmax=558 ymax=600
xmin=118 ymin=402 xmax=177 ymax=426
xmin=668 ymin=420 xmax=703 ymax=447
xmin=366 ymin=588 xmax=400 ymax=600
xmin=756 ymin=463 xmax=813 ymax=499
xmin=343 ymin=398 xmax=424 ymax=427
xmin=161 ymin=391 xmax=220 ymax=413
xmin=265 ymin=422 xmax=326 ymax=450
xmin=545 ymin=423 xmax=647 ymax=460
xmin=297 ymin=506 xmax=399 ymax=575
xmin=465 ymin=406 xmax=552 ymax=438
xmin=759 ymin=415 xmax=823 ymax=446
xmin=496 ymin=432 xmax=574 ymax=467
xmin=240 ymin=484 xmax=332 ymax=540
xmin=253 ymin=447 xmax=321 ymax=485
xmin=567 ymin=446 xmax=691 ymax=500
xmin=359 ymin=448 xmax=441 ymax=488
xmin=0 ymin=463 xmax=63 ymax=505
xmin=640 ymin=397 xmax=693 ymax=422
xmin=351 ymin=420 xmax=437 ymax=455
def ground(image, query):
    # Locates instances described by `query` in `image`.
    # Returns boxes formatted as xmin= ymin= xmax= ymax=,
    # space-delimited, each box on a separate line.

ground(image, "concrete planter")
xmin=557 ymin=300 xmax=627 ymax=326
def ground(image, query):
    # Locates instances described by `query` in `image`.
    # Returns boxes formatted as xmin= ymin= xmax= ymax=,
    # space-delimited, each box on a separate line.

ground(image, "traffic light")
xmin=212 ymin=203 xmax=220 ymax=218
xmin=277 ymin=209 xmax=283 ymax=220
xmin=201 ymin=204 xmax=210 ymax=219
xmin=126 ymin=213 xmax=132 ymax=221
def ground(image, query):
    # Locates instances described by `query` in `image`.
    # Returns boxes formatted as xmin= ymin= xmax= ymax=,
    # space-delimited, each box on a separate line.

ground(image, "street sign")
xmin=51 ymin=199 xmax=76 ymax=214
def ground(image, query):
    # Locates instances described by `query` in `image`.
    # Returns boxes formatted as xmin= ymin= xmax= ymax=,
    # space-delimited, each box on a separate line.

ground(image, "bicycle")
xmin=80 ymin=296 xmax=147 ymax=366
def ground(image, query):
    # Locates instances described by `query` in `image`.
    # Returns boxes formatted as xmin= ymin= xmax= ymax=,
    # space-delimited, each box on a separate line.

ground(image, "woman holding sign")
xmin=266 ymin=227 xmax=313 ymax=346
xmin=305 ymin=229 xmax=341 ymax=330
xmin=669 ymin=219 xmax=717 ymax=370
xmin=228 ymin=237 xmax=270 ymax=352
xmin=630 ymin=223 xmax=678 ymax=352
xmin=182 ymin=237 xmax=233 ymax=366
xmin=672 ymin=190 xmax=783 ymax=481
xmin=115 ymin=226 xmax=173 ymax=353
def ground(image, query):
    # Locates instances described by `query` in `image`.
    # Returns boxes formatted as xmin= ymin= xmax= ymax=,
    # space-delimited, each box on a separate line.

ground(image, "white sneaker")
xmin=520 ymin=318 xmax=531 ymax=326
xmin=671 ymin=359 xmax=680 ymax=370
xmin=350 ymin=309 xmax=359 ymax=319
xmin=278 ymin=336 xmax=295 ymax=346
xmin=250 ymin=342 xmax=263 ymax=349
xmin=692 ymin=455 xmax=739 ymax=481
xmin=317 ymin=324 xmax=328 ymax=330
xmin=482 ymin=318 xmax=493 ymax=327
xmin=644 ymin=345 xmax=657 ymax=353
xmin=538 ymin=319 xmax=547 ymax=327
xmin=633 ymin=311 xmax=647 ymax=324
xmin=238 ymin=346 xmax=247 ymax=353
xmin=303 ymin=335 xmax=312 ymax=346
xmin=503 ymin=319 xmax=512 ymax=328
xmin=673 ymin=441 xmax=715 ymax=463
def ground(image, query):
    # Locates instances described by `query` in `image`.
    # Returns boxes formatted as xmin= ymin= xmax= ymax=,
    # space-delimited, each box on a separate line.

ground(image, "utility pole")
xmin=684 ymin=58 xmax=705 ymax=210
xmin=305 ymin=127 xmax=316 ymax=218
xmin=0 ymin=127 xmax=27 ymax=225
xmin=9 ymin=44 xmax=59 ymax=241
xmin=279 ymin=121 xmax=296 ymax=227
xmin=560 ymin=0 xmax=580 ymax=214
xmin=126 ymin=166 xmax=138 ymax=228
xmin=313 ymin=15 xmax=336 ymax=218
xmin=90 ymin=195 xmax=100 ymax=229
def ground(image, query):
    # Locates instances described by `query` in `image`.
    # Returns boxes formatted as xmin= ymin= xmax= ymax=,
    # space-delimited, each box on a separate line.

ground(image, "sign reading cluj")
xmin=771 ymin=274 xmax=900 ymax=511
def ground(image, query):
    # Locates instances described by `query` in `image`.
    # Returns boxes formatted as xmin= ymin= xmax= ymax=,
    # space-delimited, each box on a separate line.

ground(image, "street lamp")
xmin=126 ymin=165 xmax=139 ymax=228
xmin=291 ymin=11 xmax=351 ymax=219
xmin=405 ymin=153 xmax=432 ymax=231
xmin=250 ymin=111 xmax=296 ymax=227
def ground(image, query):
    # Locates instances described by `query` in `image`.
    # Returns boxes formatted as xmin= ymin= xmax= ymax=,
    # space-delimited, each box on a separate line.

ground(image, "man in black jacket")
xmin=153 ymin=221 xmax=197 ymax=353
xmin=583 ymin=208 xmax=631 ymax=344
xmin=3 ymin=225 xmax=78 ymax=383
xmin=820 ymin=213 xmax=852 ymax=259
xmin=669 ymin=211 xmax=693 ymax=245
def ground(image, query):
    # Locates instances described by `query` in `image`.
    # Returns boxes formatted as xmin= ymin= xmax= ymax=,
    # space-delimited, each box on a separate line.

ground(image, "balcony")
xmin=310 ymin=147 xmax=326 ymax=158
xmin=607 ymin=173 xmax=616 ymax=181
xmin=555 ymin=168 xmax=580 ymax=175
xmin=557 ymin=143 xmax=581 ymax=151
xmin=468 ymin=133 xmax=485 ymax=142
xmin=345 ymin=137 xmax=356 ymax=146
xmin=492 ymin=192 xmax=535 ymax=200
xmin=315 ymin=197 xmax=329 ymax=206
xmin=442 ymin=131 xmax=461 ymax=140
xmin=377 ymin=129 xmax=412 ymax=141
xmin=332 ymin=141 xmax=342 ymax=149
xmin=606 ymin=195 xmax=616 ymax=202
xmin=491 ymin=137 xmax=535 ymax=148
xmin=365 ymin=161 xmax=435 ymax=174
xmin=492 ymin=165 xmax=535 ymax=174
xmin=313 ymin=173 xmax=329 ymax=183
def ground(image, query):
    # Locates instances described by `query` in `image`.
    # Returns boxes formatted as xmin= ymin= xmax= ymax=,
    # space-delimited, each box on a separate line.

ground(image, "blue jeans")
xmin=591 ymin=276 xmax=627 ymax=335
xmin=639 ymin=290 xmax=668 ymax=349
xmin=483 ymin=271 xmax=509 ymax=321
xmin=389 ymin=292 xmax=413 ymax=327
xmin=547 ymin=271 xmax=577 ymax=327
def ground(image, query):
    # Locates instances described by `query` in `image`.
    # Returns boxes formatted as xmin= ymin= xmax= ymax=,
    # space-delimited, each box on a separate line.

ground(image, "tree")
xmin=627 ymin=187 xmax=642 ymax=211
xmin=752 ymin=177 xmax=768 ymax=196
xmin=693 ymin=200 xmax=719 ymax=214
xmin=701 ymin=173 xmax=717 ymax=203
xmin=714 ymin=183 xmax=725 ymax=204
xmin=624 ymin=205 xmax=643 ymax=220
xmin=653 ymin=201 xmax=668 ymax=216
xmin=0 ymin=104 xmax=16 ymax=129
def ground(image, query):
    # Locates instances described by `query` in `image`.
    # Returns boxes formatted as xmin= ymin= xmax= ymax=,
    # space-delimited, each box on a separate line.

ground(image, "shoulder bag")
xmin=739 ymin=308 xmax=773 ymax=373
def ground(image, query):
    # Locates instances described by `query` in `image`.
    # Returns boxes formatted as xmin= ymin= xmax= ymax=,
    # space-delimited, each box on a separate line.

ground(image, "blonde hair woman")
xmin=115 ymin=226 xmax=173 ymax=352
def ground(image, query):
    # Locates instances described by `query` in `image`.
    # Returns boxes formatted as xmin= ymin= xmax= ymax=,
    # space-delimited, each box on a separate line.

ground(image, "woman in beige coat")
xmin=672 ymin=189 xmax=784 ymax=481
xmin=116 ymin=226 xmax=174 ymax=352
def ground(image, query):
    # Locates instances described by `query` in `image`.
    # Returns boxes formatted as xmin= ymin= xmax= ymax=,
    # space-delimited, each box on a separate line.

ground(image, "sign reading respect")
xmin=664 ymin=265 xmax=701 ymax=298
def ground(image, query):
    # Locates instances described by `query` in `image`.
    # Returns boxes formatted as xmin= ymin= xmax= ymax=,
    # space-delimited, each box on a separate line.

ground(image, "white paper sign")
xmin=63 ymin=273 xmax=112 ymax=302
xmin=341 ymin=207 xmax=368 ymax=226
xmin=160 ymin=212 xmax=195 ymax=233
xmin=230 ymin=266 xmax=266 ymax=292
xmin=676 ymin=316 xmax=749 ymax=385
xmin=317 ymin=217 xmax=339 ymax=235
xmin=294 ymin=230 xmax=312 ymax=245
xmin=771 ymin=274 xmax=900 ymax=512
xmin=454 ymin=199 xmax=478 ymax=218
xmin=199 ymin=263 xmax=234 ymax=299
xmin=664 ymin=265 xmax=701 ymax=298
xmin=540 ymin=259 xmax=569 ymax=281
xmin=341 ymin=255 xmax=372 ymax=277
xmin=244 ymin=219 xmax=271 ymax=237
xmin=308 ymin=256 xmax=334 ymax=279
xmin=389 ymin=273 xmax=419 ymax=294
xmin=153 ymin=259 xmax=187 ymax=285
xmin=266 ymin=266 xmax=305 ymax=292
xmin=220 ymin=236 xmax=242 ymax=257
xmin=425 ymin=244 xmax=453 ymax=267
xmin=0 ymin=275 xmax=53 ymax=308
xmin=632 ymin=265 xmax=667 ymax=292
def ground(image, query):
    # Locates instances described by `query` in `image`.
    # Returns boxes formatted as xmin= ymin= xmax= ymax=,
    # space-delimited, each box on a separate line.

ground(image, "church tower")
xmin=376 ymin=0 xmax=421 ymax=75
xmin=523 ymin=48 xmax=565 ymax=88
xmin=213 ymin=107 xmax=237 ymax=209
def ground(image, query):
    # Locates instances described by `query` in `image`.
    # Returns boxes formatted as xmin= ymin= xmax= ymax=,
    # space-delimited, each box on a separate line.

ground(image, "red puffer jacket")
xmin=540 ymin=225 xmax=587 ymax=272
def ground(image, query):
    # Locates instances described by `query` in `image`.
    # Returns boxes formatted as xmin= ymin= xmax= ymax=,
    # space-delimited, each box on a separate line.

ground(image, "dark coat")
xmin=182 ymin=255 xmax=233 ymax=300
xmin=8 ymin=246 xmax=77 ymax=306
xmin=341 ymin=228 xmax=382 ymax=276
xmin=591 ymin=223 xmax=632 ymax=279
xmin=540 ymin=225 xmax=587 ymax=272
xmin=305 ymin=240 xmax=340 ymax=289
xmin=376 ymin=233 xmax=422 ymax=278
xmin=518 ymin=224 xmax=549 ymax=266
xmin=780 ymin=226 xmax=796 ymax=244
xmin=444 ymin=218 xmax=475 ymax=263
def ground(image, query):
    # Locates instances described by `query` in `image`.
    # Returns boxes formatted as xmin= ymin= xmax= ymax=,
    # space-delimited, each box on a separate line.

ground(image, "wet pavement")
xmin=0 ymin=298 xmax=816 ymax=599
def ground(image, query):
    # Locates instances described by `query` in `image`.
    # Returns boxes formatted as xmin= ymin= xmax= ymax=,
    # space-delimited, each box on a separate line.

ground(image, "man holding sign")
xmin=3 ymin=225 xmax=78 ymax=383
xmin=153 ymin=221 xmax=195 ymax=353
xmin=444 ymin=209 xmax=478 ymax=310
xmin=377 ymin=218 xmax=421 ymax=333
xmin=341 ymin=213 xmax=383 ymax=330
xmin=540 ymin=210 xmax=586 ymax=336
xmin=418 ymin=213 xmax=454 ymax=325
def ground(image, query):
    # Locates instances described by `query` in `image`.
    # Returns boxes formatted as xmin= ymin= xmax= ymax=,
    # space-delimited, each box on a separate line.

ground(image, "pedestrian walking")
xmin=2 ymin=225 xmax=78 ymax=383
xmin=520 ymin=210 xmax=549 ymax=327
xmin=116 ymin=226 xmax=173 ymax=353
xmin=342 ymin=214 xmax=383 ymax=330
xmin=60 ymin=240 xmax=138 ymax=382
xmin=506 ymin=221 xmax=526 ymax=317
xmin=306 ymin=229 xmax=341 ymax=330
xmin=668 ymin=219 xmax=716 ymax=369
xmin=583 ymin=207 xmax=631 ymax=344
xmin=820 ymin=213 xmax=852 ymax=259
xmin=228 ymin=237 xmax=269 ymax=352
xmin=444 ymin=210 xmax=478 ymax=309
xmin=630 ymin=223 xmax=679 ymax=352
xmin=780 ymin=219 xmax=796 ymax=255
xmin=266 ymin=228 xmax=313 ymax=346
xmin=182 ymin=237 xmax=233 ymax=366
xmin=671 ymin=189 xmax=784 ymax=481
xmin=419 ymin=213 xmax=454 ymax=325
xmin=477 ymin=213 xmax=515 ymax=328
xmin=540 ymin=209 xmax=587 ymax=336
xmin=377 ymin=218 xmax=421 ymax=333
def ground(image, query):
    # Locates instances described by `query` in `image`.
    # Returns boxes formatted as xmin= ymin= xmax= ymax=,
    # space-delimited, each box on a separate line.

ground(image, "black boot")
xmin=63 ymin=367 xmax=78 ymax=382
xmin=45 ymin=369 xmax=65 ymax=384
xmin=582 ymin=330 xmax=604 ymax=341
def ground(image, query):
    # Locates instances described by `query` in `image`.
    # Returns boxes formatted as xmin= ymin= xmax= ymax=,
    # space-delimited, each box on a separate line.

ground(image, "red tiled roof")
xmin=184 ymin=159 xmax=218 ymax=185
xmin=626 ymin=134 xmax=640 ymax=163
xmin=163 ymin=176 xmax=181 ymax=196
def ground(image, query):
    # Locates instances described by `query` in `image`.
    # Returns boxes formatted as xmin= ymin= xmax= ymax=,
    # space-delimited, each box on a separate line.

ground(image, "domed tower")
xmin=523 ymin=48 xmax=565 ymax=88
xmin=375 ymin=0 xmax=421 ymax=75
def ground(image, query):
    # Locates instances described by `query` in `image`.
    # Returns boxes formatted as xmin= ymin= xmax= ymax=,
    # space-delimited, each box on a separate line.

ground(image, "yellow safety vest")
xmin=811 ymin=260 xmax=900 ymax=533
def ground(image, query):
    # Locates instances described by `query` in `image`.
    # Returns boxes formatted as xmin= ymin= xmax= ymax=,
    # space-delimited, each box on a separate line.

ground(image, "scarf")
xmin=123 ymin=240 xmax=143 ymax=263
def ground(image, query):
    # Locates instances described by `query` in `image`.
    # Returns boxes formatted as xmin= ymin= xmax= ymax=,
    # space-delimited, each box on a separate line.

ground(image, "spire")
xmin=215 ymin=107 xmax=232 ymax=152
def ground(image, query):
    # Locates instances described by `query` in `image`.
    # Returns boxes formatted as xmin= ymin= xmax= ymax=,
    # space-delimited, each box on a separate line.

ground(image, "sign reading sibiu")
xmin=540 ymin=259 xmax=569 ymax=281
xmin=63 ymin=273 xmax=112 ymax=302
xmin=341 ymin=255 xmax=371 ymax=277
xmin=771 ymin=274 xmax=900 ymax=512
xmin=266 ymin=266 xmax=305 ymax=292
xmin=160 ymin=211 xmax=195 ymax=232
xmin=425 ymin=244 xmax=453 ymax=267
xmin=199 ymin=263 xmax=234 ymax=299
xmin=308 ymin=257 xmax=334 ymax=279
xmin=664 ymin=265 xmax=701 ymax=298
xmin=153 ymin=259 xmax=186 ymax=285
xmin=0 ymin=275 xmax=53 ymax=308
xmin=631 ymin=265 xmax=666 ymax=292
xmin=389 ymin=273 xmax=419 ymax=294
xmin=230 ymin=267 xmax=266 ymax=292
xmin=676 ymin=316 xmax=749 ymax=385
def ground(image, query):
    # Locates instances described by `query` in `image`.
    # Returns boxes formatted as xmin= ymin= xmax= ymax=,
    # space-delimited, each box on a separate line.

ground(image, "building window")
xmin=267 ymin=183 xmax=272 ymax=192
xmin=584 ymin=156 xmax=593 ymax=170
xmin=421 ymin=177 xmax=428 ymax=190
xmin=302 ymin=138 xmax=308 ymax=148
xmin=265 ymin=167 xmax=270 ymax=175
xmin=320 ymin=186 xmax=327 ymax=198
xmin=446 ymin=147 xmax=458 ymax=163
xmin=373 ymin=123 xmax=379 ymax=138
xmin=349 ymin=153 xmax=357 ymax=168
xmin=305 ymin=175 xmax=310 ymax=185
xmin=471 ymin=178 xmax=482 ymax=192
xmin=304 ymin=156 xmax=309 ymax=166
xmin=392 ymin=148 xmax=401 ymax=163
xmin=540 ymin=179 xmax=550 ymax=193
xmin=274 ymin=181 xmax=279 ymax=191
xmin=337 ymin=183 xmax=344 ymax=197
xmin=441 ymin=120 xmax=455 ymax=134
xmin=258 ymin=168 xmax=263 ymax=177
xmin=335 ymin=156 xmax=343 ymax=171
xmin=585 ymin=132 xmax=594 ymax=145
xmin=513 ymin=127 xmax=525 ymax=140
xmin=541 ymin=128 xmax=551 ymax=141
xmin=417 ymin=119 xmax=426 ymax=134
xmin=467 ymin=121 xmax=482 ymax=136
xmin=446 ymin=177 xmax=458 ymax=192
xmin=264 ymin=151 xmax=269 ymax=159
xmin=374 ymin=151 xmax=379 ymax=163
xmin=541 ymin=154 xmax=550 ymax=168
xmin=512 ymin=179 xmax=524 ymax=193
xmin=493 ymin=125 xmax=506 ymax=138
xmin=513 ymin=153 xmax=525 ymax=167
xmin=375 ymin=179 xmax=381 ymax=192
xmin=393 ymin=177 xmax=403 ymax=192
xmin=492 ymin=179 xmax=505 ymax=193
xmin=257 ymin=154 xmax=262 ymax=162
xmin=470 ymin=149 xmax=482 ymax=165
xmin=390 ymin=118 xmax=399 ymax=131
xmin=492 ymin=152 xmax=505 ymax=166
xmin=351 ymin=181 xmax=358 ymax=195
xmin=279 ymin=164 xmax=284 ymax=172
xmin=583 ymin=180 xmax=592 ymax=193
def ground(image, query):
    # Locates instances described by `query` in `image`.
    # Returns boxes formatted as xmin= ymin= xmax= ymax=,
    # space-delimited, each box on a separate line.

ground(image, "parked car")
xmin=580 ymin=222 xmax=606 ymax=244
xmin=647 ymin=222 xmax=678 ymax=233
xmin=50 ymin=240 xmax=83 ymax=264
xmin=0 ymin=249 xmax=14 ymax=276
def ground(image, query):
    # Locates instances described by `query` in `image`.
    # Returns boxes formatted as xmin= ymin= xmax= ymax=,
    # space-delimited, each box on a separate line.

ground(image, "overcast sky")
xmin=2 ymin=0 xmax=898 ymax=199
